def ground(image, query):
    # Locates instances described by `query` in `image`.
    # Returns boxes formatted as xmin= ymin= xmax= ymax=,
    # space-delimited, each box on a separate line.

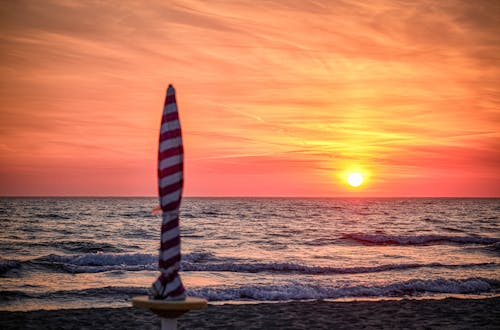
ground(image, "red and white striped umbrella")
xmin=150 ymin=84 xmax=186 ymax=300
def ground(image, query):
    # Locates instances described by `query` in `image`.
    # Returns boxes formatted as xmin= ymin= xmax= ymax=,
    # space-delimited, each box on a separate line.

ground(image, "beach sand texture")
xmin=1 ymin=297 xmax=499 ymax=329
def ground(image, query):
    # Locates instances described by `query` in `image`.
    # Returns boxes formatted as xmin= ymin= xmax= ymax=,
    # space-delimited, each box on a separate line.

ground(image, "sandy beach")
xmin=1 ymin=297 xmax=498 ymax=329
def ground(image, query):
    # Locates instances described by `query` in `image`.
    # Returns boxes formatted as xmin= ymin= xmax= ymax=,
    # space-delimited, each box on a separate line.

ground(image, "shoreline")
xmin=1 ymin=297 xmax=499 ymax=329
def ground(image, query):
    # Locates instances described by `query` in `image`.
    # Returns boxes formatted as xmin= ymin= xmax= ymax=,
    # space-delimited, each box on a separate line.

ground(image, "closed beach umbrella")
xmin=150 ymin=84 xmax=186 ymax=300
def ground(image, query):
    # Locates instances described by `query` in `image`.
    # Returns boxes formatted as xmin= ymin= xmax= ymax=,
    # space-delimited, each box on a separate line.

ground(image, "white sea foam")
xmin=189 ymin=277 xmax=500 ymax=301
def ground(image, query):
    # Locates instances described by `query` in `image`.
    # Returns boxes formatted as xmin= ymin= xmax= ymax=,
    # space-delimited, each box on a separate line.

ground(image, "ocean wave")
xmin=0 ymin=287 xmax=148 ymax=302
xmin=0 ymin=259 xmax=21 ymax=274
xmin=34 ymin=213 xmax=71 ymax=220
xmin=37 ymin=253 xmax=156 ymax=266
xmin=37 ymin=251 xmax=213 ymax=265
xmin=465 ymin=242 xmax=500 ymax=255
xmin=4 ymin=277 xmax=498 ymax=302
xmin=34 ymin=253 xmax=157 ymax=273
xmin=304 ymin=238 xmax=338 ymax=246
xmin=18 ymin=252 xmax=497 ymax=275
xmin=190 ymin=277 xmax=500 ymax=301
xmin=343 ymin=233 xmax=500 ymax=246
xmin=182 ymin=261 xmax=497 ymax=274
xmin=52 ymin=241 xmax=124 ymax=253
xmin=29 ymin=252 xmax=217 ymax=273
xmin=486 ymin=242 xmax=500 ymax=251
xmin=2 ymin=240 xmax=125 ymax=254
xmin=0 ymin=290 xmax=30 ymax=302
xmin=50 ymin=286 xmax=148 ymax=298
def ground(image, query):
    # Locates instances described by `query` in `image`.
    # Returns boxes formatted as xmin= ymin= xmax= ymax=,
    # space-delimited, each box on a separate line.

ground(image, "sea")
xmin=1 ymin=197 xmax=499 ymax=311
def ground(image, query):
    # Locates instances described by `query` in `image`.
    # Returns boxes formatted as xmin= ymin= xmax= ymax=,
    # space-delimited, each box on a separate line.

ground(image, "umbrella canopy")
xmin=150 ymin=84 xmax=186 ymax=300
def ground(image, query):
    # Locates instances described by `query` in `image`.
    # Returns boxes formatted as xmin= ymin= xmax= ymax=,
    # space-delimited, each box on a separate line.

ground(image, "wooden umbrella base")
xmin=132 ymin=296 xmax=208 ymax=330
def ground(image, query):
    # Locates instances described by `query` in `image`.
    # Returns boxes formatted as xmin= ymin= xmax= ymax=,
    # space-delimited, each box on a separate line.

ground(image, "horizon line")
xmin=1 ymin=195 xmax=499 ymax=199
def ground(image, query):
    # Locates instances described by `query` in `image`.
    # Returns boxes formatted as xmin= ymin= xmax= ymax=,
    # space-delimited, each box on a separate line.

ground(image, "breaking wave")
xmin=10 ymin=252 xmax=496 ymax=275
xmin=182 ymin=261 xmax=497 ymax=274
xmin=31 ymin=252 xmax=215 ymax=273
xmin=190 ymin=277 xmax=500 ymax=301
xmin=4 ymin=278 xmax=497 ymax=302
xmin=343 ymin=233 xmax=500 ymax=246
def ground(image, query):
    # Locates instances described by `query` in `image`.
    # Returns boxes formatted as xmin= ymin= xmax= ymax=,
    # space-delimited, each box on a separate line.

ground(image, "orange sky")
xmin=1 ymin=0 xmax=499 ymax=197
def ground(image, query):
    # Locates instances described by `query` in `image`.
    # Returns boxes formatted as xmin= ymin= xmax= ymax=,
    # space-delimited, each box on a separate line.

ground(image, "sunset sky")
xmin=1 ymin=0 xmax=499 ymax=197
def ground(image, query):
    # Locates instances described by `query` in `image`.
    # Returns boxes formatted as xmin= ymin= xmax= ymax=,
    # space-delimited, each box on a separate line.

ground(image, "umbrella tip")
xmin=167 ymin=84 xmax=175 ymax=95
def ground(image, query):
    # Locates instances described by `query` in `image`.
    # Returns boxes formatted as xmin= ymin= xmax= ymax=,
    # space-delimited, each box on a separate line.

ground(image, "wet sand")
xmin=1 ymin=297 xmax=499 ymax=329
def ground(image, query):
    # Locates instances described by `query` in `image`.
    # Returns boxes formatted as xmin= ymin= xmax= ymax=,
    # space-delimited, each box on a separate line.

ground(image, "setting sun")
xmin=347 ymin=173 xmax=364 ymax=187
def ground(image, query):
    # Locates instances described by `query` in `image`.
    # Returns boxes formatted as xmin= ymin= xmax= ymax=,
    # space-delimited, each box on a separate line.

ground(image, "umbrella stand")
xmin=132 ymin=296 xmax=207 ymax=330
xmin=131 ymin=85 xmax=207 ymax=329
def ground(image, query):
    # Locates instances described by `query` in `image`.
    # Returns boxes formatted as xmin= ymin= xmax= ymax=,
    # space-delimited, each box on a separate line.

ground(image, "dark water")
xmin=0 ymin=197 xmax=499 ymax=311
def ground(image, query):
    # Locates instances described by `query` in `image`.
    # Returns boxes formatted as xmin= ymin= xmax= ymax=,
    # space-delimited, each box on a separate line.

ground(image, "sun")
xmin=347 ymin=172 xmax=364 ymax=187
